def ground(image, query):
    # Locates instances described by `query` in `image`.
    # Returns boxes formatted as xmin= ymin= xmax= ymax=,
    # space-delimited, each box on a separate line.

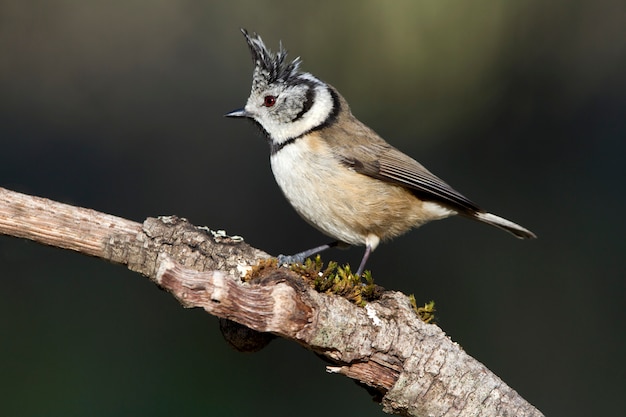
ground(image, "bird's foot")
xmin=276 ymin=241 xmax=340 ymax=267
xmin=276 ymin=253 xmax=307 ymax=266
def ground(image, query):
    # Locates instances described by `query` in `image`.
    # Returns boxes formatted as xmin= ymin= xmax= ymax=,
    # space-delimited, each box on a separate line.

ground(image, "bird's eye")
xmin=263 ymin=95 xmax=277 ymax=107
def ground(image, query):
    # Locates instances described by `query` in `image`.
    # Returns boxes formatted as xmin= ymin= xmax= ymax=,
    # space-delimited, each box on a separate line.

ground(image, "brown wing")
xmin=338 ymin=143 xmax=482 ymax=214
xmin=324 ymin=87 xmax=482 ymax=215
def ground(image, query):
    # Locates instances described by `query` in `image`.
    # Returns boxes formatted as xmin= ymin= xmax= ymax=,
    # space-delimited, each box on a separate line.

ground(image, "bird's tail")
xmin=474 ymin=212 xmax=537 ymax=239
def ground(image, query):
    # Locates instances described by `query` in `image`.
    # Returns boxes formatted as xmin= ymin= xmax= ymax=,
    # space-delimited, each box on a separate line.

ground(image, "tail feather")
xmin=474 ymin=212 xmax=537 ymax=239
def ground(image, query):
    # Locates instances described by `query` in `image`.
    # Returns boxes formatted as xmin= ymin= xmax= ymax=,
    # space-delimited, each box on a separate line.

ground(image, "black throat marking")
xmin=269 ymin=87 xmax=341 ymax=156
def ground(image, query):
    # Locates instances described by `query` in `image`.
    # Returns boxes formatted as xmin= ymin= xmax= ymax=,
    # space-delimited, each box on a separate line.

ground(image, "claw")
xmin=276 ymin=241 xmax=339 ymax=267
xmin=276 ymin=253 xmax=306 ymax=266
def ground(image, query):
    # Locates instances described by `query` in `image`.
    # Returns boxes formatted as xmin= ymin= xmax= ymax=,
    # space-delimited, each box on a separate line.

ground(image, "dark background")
xmin=1 ymin=1 xmax=624 ymax=416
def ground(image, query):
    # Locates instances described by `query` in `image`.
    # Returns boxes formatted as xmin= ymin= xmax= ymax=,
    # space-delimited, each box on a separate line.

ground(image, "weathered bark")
xmin=0 ymin=187 xmax=544 ymax=417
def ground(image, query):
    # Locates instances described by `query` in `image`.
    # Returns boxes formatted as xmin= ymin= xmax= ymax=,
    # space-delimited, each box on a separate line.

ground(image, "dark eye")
xmin=263 ymin=95 xmax=277 ymax=107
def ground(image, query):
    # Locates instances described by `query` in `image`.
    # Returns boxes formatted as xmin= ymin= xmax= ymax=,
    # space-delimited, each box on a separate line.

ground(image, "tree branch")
xmin=0 ymin=187 xmax=544 ymax=417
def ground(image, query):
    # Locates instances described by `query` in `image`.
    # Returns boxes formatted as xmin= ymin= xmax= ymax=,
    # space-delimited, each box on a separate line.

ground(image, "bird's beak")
xmin=225 ymin=108 xmax=251 ymax=118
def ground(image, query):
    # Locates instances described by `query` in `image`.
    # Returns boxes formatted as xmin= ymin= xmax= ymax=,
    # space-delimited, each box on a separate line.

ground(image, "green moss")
xmin=290 ymin=256 xmax=382 ymax=307
xmin=243 ymin=257 xmax=279 ymax=282
xmin=409 ymin=295 xmax=436 ymax=323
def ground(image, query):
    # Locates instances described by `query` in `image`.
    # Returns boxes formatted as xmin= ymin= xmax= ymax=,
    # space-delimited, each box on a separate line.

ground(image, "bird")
xmin=226 ymin=29 xmax=536 ymax=276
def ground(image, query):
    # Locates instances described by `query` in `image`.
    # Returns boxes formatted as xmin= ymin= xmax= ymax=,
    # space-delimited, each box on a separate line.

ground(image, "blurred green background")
xmin=0 ymin=1 xmax=624 ymax=416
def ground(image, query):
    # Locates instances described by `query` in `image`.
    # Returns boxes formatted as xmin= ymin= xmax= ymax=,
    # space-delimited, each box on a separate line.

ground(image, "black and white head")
xmin=226 ymin=29 xmax=338 ymax=150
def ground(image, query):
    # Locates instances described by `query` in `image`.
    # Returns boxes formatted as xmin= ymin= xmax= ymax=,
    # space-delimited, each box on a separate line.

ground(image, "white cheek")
xmin=264 ymin=85 xmax=334 ymax=143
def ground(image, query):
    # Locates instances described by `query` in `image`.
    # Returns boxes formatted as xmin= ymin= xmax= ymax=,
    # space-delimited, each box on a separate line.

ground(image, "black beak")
xmin=225 ymin=108 xmax=251 ymax=118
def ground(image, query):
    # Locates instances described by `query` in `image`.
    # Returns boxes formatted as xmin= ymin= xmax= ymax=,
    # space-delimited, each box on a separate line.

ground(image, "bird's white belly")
xmin=270 ymin=137 xmax=454 ymax=246
xmin=270 ymin=141 xmax=367 ymax=245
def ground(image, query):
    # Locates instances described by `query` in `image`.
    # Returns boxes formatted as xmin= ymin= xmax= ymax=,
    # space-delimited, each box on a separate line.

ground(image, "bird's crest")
xmin=241 ymin=29 xmax=302 ymax=92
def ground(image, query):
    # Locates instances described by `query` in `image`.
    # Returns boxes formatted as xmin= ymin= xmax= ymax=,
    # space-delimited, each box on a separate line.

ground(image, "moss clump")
xmin=243 ymin=257 xmax=279 ymax=282
xmin=409 ymin=295 xmax=436 ymax=324
xmin=290 ymin=256 xmax=382 ymax=307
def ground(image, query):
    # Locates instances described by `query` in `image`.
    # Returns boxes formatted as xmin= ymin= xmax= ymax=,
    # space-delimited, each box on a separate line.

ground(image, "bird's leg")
xmin=277 ymin=241 xmax=340 ymax=266
xmin=355 ymin=244 xmax=373 ymax=277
